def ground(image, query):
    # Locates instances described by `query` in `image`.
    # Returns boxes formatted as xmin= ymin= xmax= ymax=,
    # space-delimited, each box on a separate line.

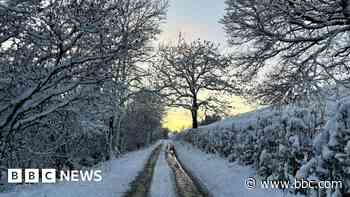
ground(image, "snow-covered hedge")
xmin=296 ymin=98 xmax=350 ymax=196
xmin=178 ymin=100 xmax=350 ymax=196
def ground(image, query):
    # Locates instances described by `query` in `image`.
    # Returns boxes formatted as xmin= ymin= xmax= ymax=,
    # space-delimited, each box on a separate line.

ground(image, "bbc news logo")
xmin=8 ymin=169 xmax=102 ymax=183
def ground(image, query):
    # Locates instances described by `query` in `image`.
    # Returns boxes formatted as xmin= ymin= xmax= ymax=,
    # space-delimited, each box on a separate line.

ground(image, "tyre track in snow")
xmin=166 ymin=145 xmax=210 ymax=197
xmin=150 ymin=141 xmax=177 ymax=197
xmin=123 ymin=141 xmax=209 ymax=197
xmin=123 ymin=144 xmax=162 ymax=197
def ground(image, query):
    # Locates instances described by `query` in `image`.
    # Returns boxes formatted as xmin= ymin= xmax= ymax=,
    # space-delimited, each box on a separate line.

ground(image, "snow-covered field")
xmin=0 ymin=144 xmax=158 ymax=197
xmin=175 ymin=141 xmax=300 ymax=197
xmin=150 ymin=140 xmax=176 ymax=197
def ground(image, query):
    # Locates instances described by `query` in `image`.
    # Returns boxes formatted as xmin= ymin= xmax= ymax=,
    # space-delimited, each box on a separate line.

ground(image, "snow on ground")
xmin=150 ymin=140 xmax=176 ymax=197
xmin=0 ymin=144 xmax=158 ymax=197
xmin=175 ymin=141 xmax=301 ymax=197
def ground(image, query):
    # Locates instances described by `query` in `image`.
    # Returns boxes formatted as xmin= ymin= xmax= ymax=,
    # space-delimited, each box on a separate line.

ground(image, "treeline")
xmin=0 ymin=0 xmax=168 ymax=186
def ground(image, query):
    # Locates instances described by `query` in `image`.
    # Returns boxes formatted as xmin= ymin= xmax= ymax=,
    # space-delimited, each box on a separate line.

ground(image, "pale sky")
xmin=158 ymin=0 xmax=227 ymax=46
xmin=159 ymin=0 xmax=257 ymax=131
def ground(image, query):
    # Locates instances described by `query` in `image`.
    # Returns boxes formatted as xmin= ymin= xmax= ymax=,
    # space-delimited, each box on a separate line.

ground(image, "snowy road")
xmin=149 ymin=141 xmax=177 ymax=197
xmin=126 ymin=140 xmax=205 ymax=197
xmin=0 ymin=140 xmax=300 ymax=197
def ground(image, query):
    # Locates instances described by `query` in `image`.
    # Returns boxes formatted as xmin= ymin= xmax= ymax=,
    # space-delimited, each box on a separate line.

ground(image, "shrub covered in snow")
xmin=178 ymin=103 xmax=327 ymax=195
xmin=297 ymin=98 xmax=350 ymax=196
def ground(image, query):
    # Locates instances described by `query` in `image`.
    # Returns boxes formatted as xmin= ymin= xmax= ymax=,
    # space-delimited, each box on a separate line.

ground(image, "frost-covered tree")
xmin=123 ymin=90 xmax=165 ymax=151
xmin=248 ymin=64 xmax=324 ymax=105
xmin=0 ymin=0 xmax=167 ymax=181
xmin=99 ymin=0 xmax=168 ymax=155
xmin=221 ymin=0 xmax=350 ymax=104
xmin=152 ymin=36 xmax=239 ymax=128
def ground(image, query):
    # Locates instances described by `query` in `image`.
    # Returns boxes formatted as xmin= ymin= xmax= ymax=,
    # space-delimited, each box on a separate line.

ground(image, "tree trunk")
xmin=191 ymin=97 xmax=198 ymax=129
xmin=108 ymin=117 xmax=114 ymax=160
xmin=191 ymin=109 xmax=198 ymax=128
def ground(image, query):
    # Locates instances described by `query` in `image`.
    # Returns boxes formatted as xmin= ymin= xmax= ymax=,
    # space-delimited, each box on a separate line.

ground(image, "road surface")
xmin=124 ymin=141 xmax=209 ymax=197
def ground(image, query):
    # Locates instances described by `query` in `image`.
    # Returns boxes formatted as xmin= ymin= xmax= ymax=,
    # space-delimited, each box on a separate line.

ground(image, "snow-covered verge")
xmin=0 ymin=144 xmax=158 ymax=197
xmin=150 ymin=140 xmax=176 ymax=197
xmin=175 ymin=141 xmax=300 ymax=197
xmin=177 ymin=97 xmax=350 ymax=196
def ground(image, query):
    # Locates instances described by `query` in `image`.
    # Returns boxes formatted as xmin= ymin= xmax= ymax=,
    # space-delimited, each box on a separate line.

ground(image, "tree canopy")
xmin=152 ymin=36 xmax=239 ymax=128
xmin=221 ymin=0 xmax=350 ymax=104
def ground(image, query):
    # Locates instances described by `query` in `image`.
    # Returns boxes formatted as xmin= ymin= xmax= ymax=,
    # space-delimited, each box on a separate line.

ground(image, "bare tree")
xmin=221 ymin=0 xmax=350 ymax=103
xmin=247 ymin=63 xmax=324 ymax=105
xmin=152 ymin=36 xmax=239 ymax=128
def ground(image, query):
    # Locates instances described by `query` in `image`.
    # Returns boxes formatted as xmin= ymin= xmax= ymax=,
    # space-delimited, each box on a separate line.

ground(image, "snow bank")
xmin=0 ymin=144 xmax=158 ymax=197
xmin=178 ymin=97 xmax=350 ymax=196
xmin=150 ymin=140 xmax=176 ymax=197
xmin=175 ymin=142 xmax=300 ymax=197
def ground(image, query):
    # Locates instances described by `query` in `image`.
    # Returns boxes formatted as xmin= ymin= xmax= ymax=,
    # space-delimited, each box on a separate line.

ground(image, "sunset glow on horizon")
xmin=158 ymin=0 xmax=257 ymax=132
xmin=163 ymin=96 xmax=257 ymax=132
